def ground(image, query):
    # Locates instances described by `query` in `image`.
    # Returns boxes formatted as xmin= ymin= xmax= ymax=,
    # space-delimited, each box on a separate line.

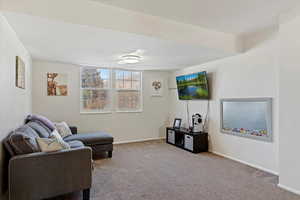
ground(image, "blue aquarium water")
xmin=223 ymin=102 xmax=267 ymax=131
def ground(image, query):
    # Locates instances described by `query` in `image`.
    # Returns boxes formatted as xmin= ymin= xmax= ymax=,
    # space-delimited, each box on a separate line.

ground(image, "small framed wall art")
xmin=151 ymin=80 xmax=163 ymax=96
xmin=16 ymin=56 xmax=25 ymax=89
xmin=47 ymin=73 xmax=68 ymax=96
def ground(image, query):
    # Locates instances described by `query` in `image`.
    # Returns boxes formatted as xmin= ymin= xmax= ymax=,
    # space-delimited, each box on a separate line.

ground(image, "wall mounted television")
xmin=176 ymin=71 xmax=209 ymax=100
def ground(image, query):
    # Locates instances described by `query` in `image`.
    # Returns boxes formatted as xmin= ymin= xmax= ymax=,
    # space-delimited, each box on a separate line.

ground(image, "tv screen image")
xmin=176 ymin=71 xmax=209 ymax=100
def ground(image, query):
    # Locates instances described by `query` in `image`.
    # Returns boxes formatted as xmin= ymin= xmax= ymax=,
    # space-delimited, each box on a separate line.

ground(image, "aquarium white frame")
xmin=220 ymin=98 xmax=273 ymax=142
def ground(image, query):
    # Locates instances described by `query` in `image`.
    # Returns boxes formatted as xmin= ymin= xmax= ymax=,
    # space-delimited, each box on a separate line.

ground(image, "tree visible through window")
xmin=80 ymin=68 xmax=111 ymax=113
xmin=115 ymin=70 xmax=142 ymax=112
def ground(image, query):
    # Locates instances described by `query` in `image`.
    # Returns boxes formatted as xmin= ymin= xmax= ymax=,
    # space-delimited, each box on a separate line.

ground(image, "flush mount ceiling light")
xmin=118 ymin=49 xmax=145 ymax=65
xmin=118 ymin=55 xmax=142 ymax=64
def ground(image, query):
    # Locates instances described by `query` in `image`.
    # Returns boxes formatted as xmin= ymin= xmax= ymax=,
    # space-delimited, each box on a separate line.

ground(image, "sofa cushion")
xmin=27 ymin=121 xmax=51 ymax=138
xmin=54 ymin=121 xmax=73 ymax=138
xmin=8 ymin=125 xmax=40 ymax=155
xmin=67 ymin=140 xmax=85 ymax=148
xmin=3 ymin=133 xmax=16 ymax=157
xmin=36 ymin=136 xmax=70 ymax=152
xmin=50 ymin=130 xmax=70 ymax=149
xmin=64 ymin=132 xmax=113 ymax=145
xmin=26 ymin=114 xmax=56 ymax=131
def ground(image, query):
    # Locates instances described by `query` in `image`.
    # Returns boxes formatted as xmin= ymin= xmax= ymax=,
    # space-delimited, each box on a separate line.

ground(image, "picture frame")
xmin=173 ymin=118 xmax=182 ymax=129
xmin=151 ymin=80 xmax=163 ymax=96
xmin=47 ymin=73 xmax=68 ymax=96
xmin=16 ymin=56 xmax=25 ymax=89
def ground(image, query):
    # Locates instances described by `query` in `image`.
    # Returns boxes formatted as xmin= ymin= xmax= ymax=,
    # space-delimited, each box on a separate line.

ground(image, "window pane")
xmin=124 ymin=71 xmax=132 ymax=89
xmin=81 ymin=89 xmax=111 ymax=112
xmin=115 ymin=70 xmax=141 ymax=90
xmin=116 ymin=79 xmax=123 ymax=89
xmin=116 ymin=71 xmax=122 ymax=88
xmin=116 ymin=70 xmax=125 ymax=89
xmin=117 ymin=90 xmax=141 ymax=111
xmin=81 ymin=68 xmax=110 ymax=88
xmin=132 ymin=72 xmax=141 ymax=89
xmin=124 ymin=71 xmax=131 ymax=79
xmin=124 ymin=80 xmax=132 ymax=89
xmin=132 ymin=72 xmax=140 ymax=81
xmin=132 ymin=80 xmax=140 ymax=90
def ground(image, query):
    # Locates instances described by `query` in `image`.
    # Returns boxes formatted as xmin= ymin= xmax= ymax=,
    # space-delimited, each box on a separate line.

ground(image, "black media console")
xmin=166 ymin=127 xmax=208 ymax=153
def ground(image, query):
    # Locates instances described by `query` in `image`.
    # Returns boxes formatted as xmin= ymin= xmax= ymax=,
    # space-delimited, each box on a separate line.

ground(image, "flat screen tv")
xmin=176 ymin=71 xmax=209 ymax=100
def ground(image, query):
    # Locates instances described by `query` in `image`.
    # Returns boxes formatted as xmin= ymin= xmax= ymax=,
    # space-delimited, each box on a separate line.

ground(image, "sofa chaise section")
xmin=66 ymin=127 xmax=114 ymax=158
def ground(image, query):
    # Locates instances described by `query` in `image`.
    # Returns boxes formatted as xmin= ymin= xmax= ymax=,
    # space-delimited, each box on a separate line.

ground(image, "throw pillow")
xmin=37 ymin=137 xmax=70 ymax=152
xmin=8 ymin=125 xmax=41 ymax=155
xmin=27 ymin=121 xmax=52 ymax=138
xmin=26 ymin=114 xmax=56 ymax=131
xmin=54 ymin=121 xmax=73 ymax=138
xmin=50 ymin=130 xmax=71 ymax=149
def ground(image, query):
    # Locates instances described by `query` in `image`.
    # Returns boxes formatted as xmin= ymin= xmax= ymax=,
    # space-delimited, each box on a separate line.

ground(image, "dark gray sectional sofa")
xmin=3 ymin=115 xmax=114 ymax=200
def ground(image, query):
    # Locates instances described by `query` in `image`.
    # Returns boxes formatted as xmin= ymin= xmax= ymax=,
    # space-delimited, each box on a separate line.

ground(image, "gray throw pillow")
xmin=54 ymin=121 xmax=73 ymax=138
xmin=8 ymin=125 xmax=40 ymax=155
xmin=27 ymin=121 xmax=51 ymax=138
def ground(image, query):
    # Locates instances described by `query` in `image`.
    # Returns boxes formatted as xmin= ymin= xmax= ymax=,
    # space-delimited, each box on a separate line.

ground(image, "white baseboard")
xmin=114 ymin=137 xmax=165 ymax=145
xmin=278 ymin=184 xmax=300 ymax=195
xmin=211 ymin=151 xmax=279 ymax=175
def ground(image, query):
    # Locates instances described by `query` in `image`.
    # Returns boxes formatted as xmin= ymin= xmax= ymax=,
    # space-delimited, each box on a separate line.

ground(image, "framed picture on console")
xmin=173 ymin=118 xmax=182 ymax=129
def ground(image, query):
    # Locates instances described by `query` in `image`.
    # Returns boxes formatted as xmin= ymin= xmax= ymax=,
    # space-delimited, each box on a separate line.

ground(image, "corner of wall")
xmin=168 ymin=29 xmax=279 ymax=174
xmin=279 ymin=4 xmax=300 ymax=25
xmin=278 ymin=4 xmax=300 ymax=194
xmin=0 ymin=13 xmax=32 ymax=199
xmin=239 ymin=25 xmax=279 ymax=52
xmin=234 ymin=34 xmax=246 ymax=53
xmin=2 ymin=13 xmax=33 ymax=114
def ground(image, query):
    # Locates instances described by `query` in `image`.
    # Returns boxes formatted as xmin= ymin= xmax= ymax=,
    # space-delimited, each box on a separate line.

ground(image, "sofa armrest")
xmin=9 ymin=147 xmax=92 ymax=200
xmin=69 ymin=126 xmax=78 ymax=134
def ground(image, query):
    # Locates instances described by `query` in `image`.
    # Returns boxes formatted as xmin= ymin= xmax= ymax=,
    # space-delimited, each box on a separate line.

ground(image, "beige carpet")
xmin=52 ymin=140 xmax=300 ymax=200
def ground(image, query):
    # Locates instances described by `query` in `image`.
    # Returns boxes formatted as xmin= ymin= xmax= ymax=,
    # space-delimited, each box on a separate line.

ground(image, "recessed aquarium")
xmin=220 ymin=98 xmax=272 ymax=142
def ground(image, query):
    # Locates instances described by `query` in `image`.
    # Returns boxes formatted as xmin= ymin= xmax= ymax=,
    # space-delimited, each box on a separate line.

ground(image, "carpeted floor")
xmin=51 ymin=140 xmax=300 ymax=200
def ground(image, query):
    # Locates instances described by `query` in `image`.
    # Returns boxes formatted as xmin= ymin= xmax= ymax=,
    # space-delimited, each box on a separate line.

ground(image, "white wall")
xmin=32 ymin=60 xmax=170 ymax=143
xmin=0 ymin=14 xmax=32 ymax=198
xmin=169 ymin=28 xmax=279 ymax=174
xmin=278 ymin=10 xmax=300 ymax=194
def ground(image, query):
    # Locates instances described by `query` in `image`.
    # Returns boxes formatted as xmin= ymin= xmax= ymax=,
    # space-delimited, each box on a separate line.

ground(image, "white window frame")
xmin=80 ymin=67 xmax=113 ymax=114
xmin=114 ymin=69 xmax=143 ymax=113
xmin=80 ymin=67 xmax=143 ymax=114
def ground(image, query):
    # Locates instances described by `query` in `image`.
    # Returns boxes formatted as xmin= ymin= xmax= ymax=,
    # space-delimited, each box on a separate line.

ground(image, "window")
xmin=80 ymin=68 xmax=112 ymax=113
xmin=115 ymin=70 xmax=142 ymax=112
xmin=80 ymin=67 xmax=142 ymax=113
